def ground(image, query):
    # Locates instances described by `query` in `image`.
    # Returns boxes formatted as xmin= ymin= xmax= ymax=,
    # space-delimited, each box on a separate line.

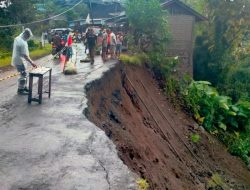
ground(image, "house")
xmin=162 ymin=0 xmax=207 ymax=76
xmin=107 ymin=0 xmax=206 ymax=77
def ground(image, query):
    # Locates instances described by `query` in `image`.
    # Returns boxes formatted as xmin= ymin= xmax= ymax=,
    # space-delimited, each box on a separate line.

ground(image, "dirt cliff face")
xmin=85 ymin=63 xmax=250 ymax=190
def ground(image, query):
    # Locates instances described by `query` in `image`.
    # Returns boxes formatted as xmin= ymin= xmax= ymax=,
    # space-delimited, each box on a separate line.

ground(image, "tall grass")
xmin=0 ymin=43 xmax=51 ymax=68
xmin=119 ymin=53 xmax=149 ymax=65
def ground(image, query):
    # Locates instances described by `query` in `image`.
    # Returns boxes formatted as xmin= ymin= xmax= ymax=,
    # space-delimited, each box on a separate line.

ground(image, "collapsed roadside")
xmin=85 ymin=63 xmax=250 ymax=190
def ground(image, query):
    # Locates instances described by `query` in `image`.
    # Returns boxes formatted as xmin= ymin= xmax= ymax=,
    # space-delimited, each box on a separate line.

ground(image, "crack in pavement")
xmin=86 ymin=131 xmax=111 ymax=190
xmin=98 ymin=160 xmax=111 ymax=190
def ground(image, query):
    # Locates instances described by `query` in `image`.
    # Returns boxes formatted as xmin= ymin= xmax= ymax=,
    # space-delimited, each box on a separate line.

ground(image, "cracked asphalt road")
xmin=0 ymin=44 xmax=137 ymax=190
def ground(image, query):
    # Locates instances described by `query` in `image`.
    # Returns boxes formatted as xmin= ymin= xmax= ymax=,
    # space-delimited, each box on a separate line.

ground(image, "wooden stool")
xmin=28 ymin=67 xmax=52 ymax=104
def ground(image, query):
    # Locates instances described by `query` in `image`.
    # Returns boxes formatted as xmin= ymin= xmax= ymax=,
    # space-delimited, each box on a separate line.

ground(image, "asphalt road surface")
xmin=0 ymin=44 xmax=137 ymax=190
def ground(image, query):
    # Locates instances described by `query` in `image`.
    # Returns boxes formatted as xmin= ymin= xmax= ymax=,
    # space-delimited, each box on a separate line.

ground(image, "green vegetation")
xmin=165 ymin=79 xmax=250 ymax=163
xmin=29 ymin=43 xmax=51 ymax=59
xmin=191 ymin=133 xmax=200 ymax=143
xmin=186 ymin=0 xmax=250 ymax=164
xmin=207 ymin=173 xmax=229 ymax=190
xmin=125 ymin=0 xmax=170 ymax=66
xmin=0 ymin=54 xmax=11 ymax=67
xmin=119 ymin=54 xmax=148 ymax=65
xmin=223 ymin=58 xmax=250 ymax=101
xmin=125 ymin=0 xmax=250 ymax=165
xmin=186 ymin=82 xmax=250 ymax=161
xmin=0 ymin=0 xmax=88 ymax=51
xmin=183 ymin=81 xmax=250 ymax=132
xmin=192 ymin=0 xmax=250 ymax=102
xmin=0 ymin=41 xmax=51 ymax=68
xmin=136 ymin=178 xmax=149 ymax=190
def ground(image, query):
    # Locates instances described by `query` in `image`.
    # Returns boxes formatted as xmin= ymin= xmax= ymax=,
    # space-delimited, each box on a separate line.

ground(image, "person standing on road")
xmin=107 ymin=29 xmax=116 ymax=59
xmin=116 ymin=32 xmax=123 ymax=58
xmin=64 ymin=30 xmax=73 ymax=63
xmin=101 ymin=29 xmax=108 ymax=62
xmin=86 ymin=28 xmax=97 ymax=64
xmin=84 ymin=28 xmax=91 ymax=54
xmin=52 ymin=32 xmax=62 ymax=56
xmin=11 ymin=28 xmax=37 ymax=95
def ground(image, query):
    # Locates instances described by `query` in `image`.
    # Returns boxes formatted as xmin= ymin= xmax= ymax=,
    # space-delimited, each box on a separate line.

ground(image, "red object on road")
xmin=60 ymin=54 xmax=66 ymax=72
xmin=68 ymin=35 xmax=73 ymax=47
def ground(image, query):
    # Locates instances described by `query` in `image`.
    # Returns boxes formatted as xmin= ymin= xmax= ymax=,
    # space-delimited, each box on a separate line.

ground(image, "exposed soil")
xmin=85 ymin=63 xmax=250 ymax=190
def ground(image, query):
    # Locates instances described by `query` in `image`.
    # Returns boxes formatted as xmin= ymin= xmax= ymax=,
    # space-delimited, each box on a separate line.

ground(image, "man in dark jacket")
xmin=52 ymin=32 xmax=62 ymax=55
xmin=86 ymin=28 xmax=97 ymax=64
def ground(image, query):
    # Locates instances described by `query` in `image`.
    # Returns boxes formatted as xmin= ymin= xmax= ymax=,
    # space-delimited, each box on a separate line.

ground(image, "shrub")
xmin=220 ymin=132 xmax=250 ymax=164
xmin=191 ymin=133 xmax=200 ymax=143
xmin=125 ymin=0 xmax=170 ymax=53
xmin=150 ymin=55 xmax=179 ymax=79
xmin=0 ymin=43 xmax=51 ymax=68
xmin=136 ymin=179 xmax=149 ymax=190
xmin=183 ymin=81 xmax=250 ymax=132
xmin=181 ymin=80 xmax=250 ymax=163
xmin=207 ymin=173 xmax=229 ymax=189
xmin=119 ymin=53 xmax=148 ymax=65
xmin=223 ymin=57 xmax=250 ymax=101
xmin=28 ymin=40 xmax=40 ymax=50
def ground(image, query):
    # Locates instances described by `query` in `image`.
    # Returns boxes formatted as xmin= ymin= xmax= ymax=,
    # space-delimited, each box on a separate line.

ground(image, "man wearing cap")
xmin=11 ymin=28 xmax=37 ymax=95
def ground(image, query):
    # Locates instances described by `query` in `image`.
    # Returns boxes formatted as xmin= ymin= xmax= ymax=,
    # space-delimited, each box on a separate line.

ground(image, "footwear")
xmin=80 ymin=58 xmax=90 ymax=63
xmin=23 ymin=87 xmax=29 ymax=92
xmin=17 ymin=89 xmax=29 ymax=95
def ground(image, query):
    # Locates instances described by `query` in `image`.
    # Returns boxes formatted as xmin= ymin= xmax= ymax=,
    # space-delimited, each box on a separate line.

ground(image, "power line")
xmin=0 ymin=0 xmax=83 ymax=28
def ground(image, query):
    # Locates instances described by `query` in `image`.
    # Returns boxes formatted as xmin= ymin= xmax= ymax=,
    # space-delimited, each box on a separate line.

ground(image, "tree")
xmin=0 ymin=1 xmax=17 ymax=50
xmin=125 ymin=0 xmax=170 ymax=53
xmin=193 ymin=0 xmax=250 ymax=96
xmin=181 ymin=0 xmax=207 ymax=14
xmin=7 ymin=0 xmax=37 ymax=23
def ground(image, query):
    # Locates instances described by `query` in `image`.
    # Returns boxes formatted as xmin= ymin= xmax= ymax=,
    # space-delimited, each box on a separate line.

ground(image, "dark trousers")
xmin=89 ymin=46 xmax=95 ymax=63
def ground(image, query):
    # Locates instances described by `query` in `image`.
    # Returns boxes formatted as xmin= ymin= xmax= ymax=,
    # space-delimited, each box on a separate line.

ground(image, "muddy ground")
xmin=85 ymin=63 xmax=250 ymax=190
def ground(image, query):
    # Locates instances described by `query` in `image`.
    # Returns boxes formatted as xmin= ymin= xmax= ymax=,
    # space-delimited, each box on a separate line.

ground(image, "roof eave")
xmin=161 ymin=0 xmax=207 ymax=22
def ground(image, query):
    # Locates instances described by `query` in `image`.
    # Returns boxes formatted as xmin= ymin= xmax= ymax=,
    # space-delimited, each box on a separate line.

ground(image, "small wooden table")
xmin=28 ymin=67 xmax=52 ymax=104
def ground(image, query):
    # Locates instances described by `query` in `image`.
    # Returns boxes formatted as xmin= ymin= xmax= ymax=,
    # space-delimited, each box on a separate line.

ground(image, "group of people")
xmin=11 ymin=27 xmax=125 ymax=95
xmin=84 ymin=28 xmax=125 ymax=64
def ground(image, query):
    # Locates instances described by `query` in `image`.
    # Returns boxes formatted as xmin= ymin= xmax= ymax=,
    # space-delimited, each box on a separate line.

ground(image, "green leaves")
xmin=191 ymin=133 xmax=200 ymax=143
xmin=119 ymin=53 xmax=148 ymax=65
xmin=193 ymin=0 xmax=250 ymax=102
xmin=184 ymin=80 xmax=250 ymax=132
xmin=219 ymin=122 xmax=227 ymax=131
xmin=182 ymin=79 xmax=250 ymax=163
xmin=216 ymin=96 xmax=231 ymax=110
xmin=125 ymin=0 xmax=170 ymax=53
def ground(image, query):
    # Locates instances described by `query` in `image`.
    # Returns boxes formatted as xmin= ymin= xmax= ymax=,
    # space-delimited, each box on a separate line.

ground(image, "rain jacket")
xmin=11 ymin=32 xmax=31 ymax=68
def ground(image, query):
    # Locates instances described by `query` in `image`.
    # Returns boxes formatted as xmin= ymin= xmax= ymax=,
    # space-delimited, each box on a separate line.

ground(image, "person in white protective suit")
xmin=11 ymin=28 xmax=37 ymax=95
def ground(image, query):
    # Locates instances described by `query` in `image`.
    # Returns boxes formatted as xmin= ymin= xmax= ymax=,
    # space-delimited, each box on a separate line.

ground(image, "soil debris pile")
xmin=85 ymin=63 xmax=250 ymax=190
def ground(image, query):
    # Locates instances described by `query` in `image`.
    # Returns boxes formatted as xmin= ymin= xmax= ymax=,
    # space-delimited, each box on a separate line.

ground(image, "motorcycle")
xmin=51 ymin=43 xmax=62 ymax=59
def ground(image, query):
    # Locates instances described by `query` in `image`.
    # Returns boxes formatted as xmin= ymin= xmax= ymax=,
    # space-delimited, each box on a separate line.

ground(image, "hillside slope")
xmin=85 ymin=63 xmax=250 ymax=190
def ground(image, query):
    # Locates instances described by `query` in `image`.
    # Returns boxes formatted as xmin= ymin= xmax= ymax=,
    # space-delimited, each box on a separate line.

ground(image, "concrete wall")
xmin=167 ymin=15 xmax=195 ymax=77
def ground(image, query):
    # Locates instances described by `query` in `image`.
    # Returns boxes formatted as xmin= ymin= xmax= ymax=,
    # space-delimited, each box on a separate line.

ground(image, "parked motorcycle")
xmin=51 ymin=43 xmax=61 ymax=59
